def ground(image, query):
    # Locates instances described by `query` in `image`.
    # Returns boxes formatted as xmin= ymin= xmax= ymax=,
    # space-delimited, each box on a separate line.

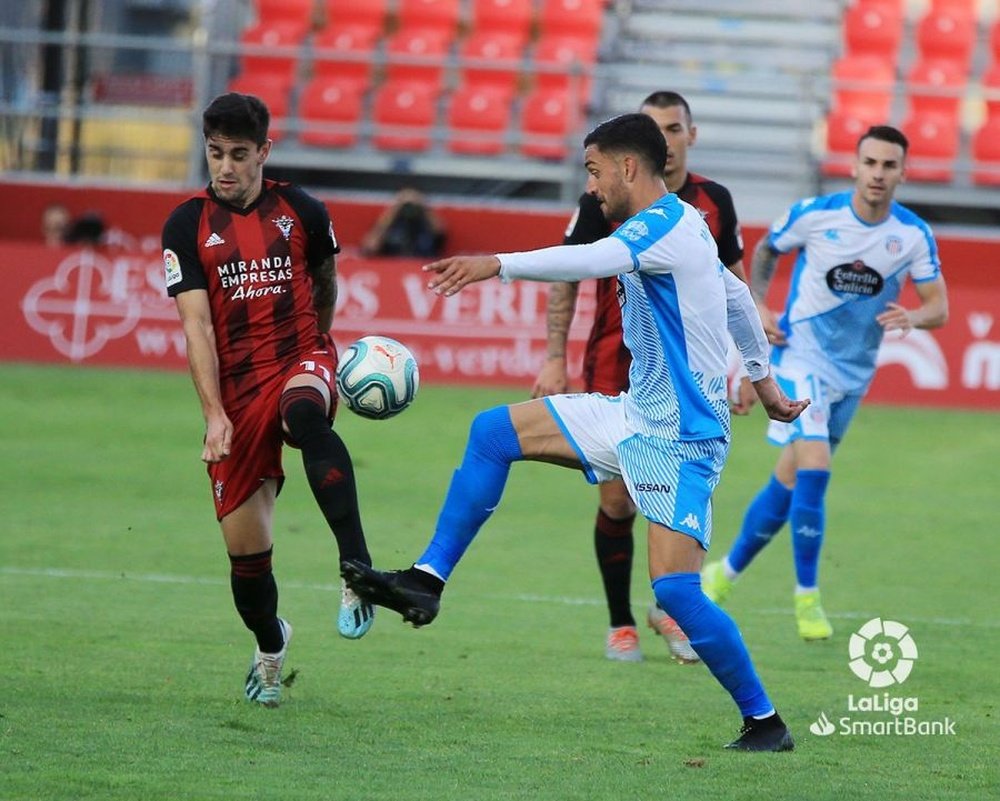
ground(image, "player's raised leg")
xmin=281 ymin=370 xmax=374 ymax=639
xmin=342 ymin=398 xmax=580 ymax=624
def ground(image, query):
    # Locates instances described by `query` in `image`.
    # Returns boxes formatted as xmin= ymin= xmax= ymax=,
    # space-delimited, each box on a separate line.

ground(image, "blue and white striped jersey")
xmin=767 ymin=191 xmax=941 ymax=394
xmin=500 ymin=193 xmax=767 ymax=443
xmin=611 ymin=194 xmax=731 ymax=441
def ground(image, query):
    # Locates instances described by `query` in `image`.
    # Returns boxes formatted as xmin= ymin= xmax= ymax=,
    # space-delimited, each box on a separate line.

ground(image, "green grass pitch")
xmin=1 ymin=363 xmax=997 ymax=800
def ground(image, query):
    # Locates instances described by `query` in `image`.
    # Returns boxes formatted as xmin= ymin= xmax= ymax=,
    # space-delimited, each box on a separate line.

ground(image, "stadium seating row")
xmin=228 ymin=0 xmax=604 ymax=160
xmin=229 ymin=73 xmax=583 ymax=159
xmin=244 ymin=0 xmax=605 ymax=51
xmin=825 ymin=0 xmax=1000 ymax=184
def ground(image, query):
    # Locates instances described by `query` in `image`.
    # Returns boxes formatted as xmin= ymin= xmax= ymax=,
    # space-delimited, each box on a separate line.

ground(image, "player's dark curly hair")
xmin=583 ymin=113 xmax=668 ymax=176
xmin=202 ymin=92 xmax=270 ymax=146
xmin=859 ymin=125 xmax=909 ymax=154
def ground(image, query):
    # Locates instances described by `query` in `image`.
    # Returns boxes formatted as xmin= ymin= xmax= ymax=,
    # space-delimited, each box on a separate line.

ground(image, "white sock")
xmin=414 ymin=563 xmax=445 ymax=581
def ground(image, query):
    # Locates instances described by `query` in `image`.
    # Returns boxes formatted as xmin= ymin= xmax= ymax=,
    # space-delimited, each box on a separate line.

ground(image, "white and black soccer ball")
xmin=335 ymin=335 xmax=419 ymax=420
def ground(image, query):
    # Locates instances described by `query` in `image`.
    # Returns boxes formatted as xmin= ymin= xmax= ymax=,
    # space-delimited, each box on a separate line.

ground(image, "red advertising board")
xmin=2 ymin=241 xmax=998 ymax=409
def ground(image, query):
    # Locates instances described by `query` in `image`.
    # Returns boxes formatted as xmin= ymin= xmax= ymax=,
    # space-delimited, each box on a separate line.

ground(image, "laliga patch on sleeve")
xmin=163 ymin=248 xmax=182 ymax=287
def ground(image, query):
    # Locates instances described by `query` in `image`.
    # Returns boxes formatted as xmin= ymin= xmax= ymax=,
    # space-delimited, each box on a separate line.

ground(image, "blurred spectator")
xmin=41 ymin=203 xmax=70 ymax=247
xmin=63 ymin=211 xmax=107 ymax=247
xmin=361 ymin=188 xmax=446 ymax=258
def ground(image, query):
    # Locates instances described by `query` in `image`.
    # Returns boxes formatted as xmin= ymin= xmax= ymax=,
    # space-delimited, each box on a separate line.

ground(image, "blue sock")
xmin=652 ymin=572 xmax=773 ymax=718
xmin=790 ymin=469 xmax=830 ymax=588
xmin=415 ymin=406 xmax=522 ymax=580
xmin=726 ymin=475 xmax=792 ymax=573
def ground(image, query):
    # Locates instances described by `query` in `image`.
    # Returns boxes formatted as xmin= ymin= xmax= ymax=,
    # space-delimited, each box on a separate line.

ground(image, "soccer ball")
xmin=335 ymin=335 xmax=419 ymax=420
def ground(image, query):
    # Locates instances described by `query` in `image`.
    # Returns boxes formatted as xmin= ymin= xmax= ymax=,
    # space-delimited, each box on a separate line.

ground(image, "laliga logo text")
xmin=810 ymin=617 xmax=956 ymax=738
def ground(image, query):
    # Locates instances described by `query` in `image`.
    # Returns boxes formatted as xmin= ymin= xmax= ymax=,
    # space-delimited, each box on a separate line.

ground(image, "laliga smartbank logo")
xmin=809 ymin=617 xmax=956 ymax=738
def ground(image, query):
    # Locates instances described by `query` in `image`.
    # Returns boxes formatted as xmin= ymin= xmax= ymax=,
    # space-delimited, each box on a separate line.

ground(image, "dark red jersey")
xmin=162 ymin=179 xmax=338 ymax=411
xmin=563 ymin=172 xmax=743 ymax=393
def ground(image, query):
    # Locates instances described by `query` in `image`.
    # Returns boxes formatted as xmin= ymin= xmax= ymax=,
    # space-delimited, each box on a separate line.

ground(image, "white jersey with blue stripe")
xmin=767 ymin=191 xmax=941 ymax=394
xmin=611 ymin=194 xmax=731 ymax=441
xmin=499 ymin=193 xmax=738 ymax=443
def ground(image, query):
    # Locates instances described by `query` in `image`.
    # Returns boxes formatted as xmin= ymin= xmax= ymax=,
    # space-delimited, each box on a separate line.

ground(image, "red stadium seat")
xmin=397 ymin=0 xmax=462 ymax=35
xmin=470 ymin=0 xmax=534 ymax=43
xmin=446 ymin=83 xmax=513 ymax=155
xmin=915 ymin=7 xmax=977 ymax=73
xmin=372 ymin=80 xmax=439 ymax=151
xmin=901 ymin=112 xmax=959 ymax=182
xmin=538 ymin=0 xmax=604 ymax=41
xmin=299 ymin=77 xmax=365 ymax=147
xmin=971 ymin=118 xmax=1000 ymax=185
xmin=520 ymin=87 xmax=580 ymax=159
xmin=385 ymin=27 xmax=452 ymax=88
xmin=842 ymin=2 xmax=904 ymax=61
xmin=254 ymin=0 xmax=314 ymax=28
xmin=323 ymin=0 xmax=388 ymax=30
xmin=239 ymin=21 xmax=308 ymax=82
xmin=822 ymin=109 xmax=873 ymax=177
xmin=458 ymin=31 xmax=524 ymax=96
xmin=532 ymin=34 xmax=598 ymax=99
xmin=830 ymin=54 xmax=896 ymax=120
xmin=227 ymin=73 xmax=291 ymax=141
xmin=930 ymin=0 xmax=977 ymax=13
xmin=981 ymin=61 xmax=1000 ymax=123
xmin=905 ymin=57 xmax=966 ymax=119
xmin=990 ymin=20 xmax=1000 ymax=62
xmin=311 ymin=24 xmax=380 ymax=86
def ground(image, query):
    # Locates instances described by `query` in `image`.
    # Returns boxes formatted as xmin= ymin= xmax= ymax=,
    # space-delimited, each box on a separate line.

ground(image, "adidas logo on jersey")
xmin=204 ymin=232 xmax=226 ymax=247
xmin=680 ymin=513 xmax=701 ymax=531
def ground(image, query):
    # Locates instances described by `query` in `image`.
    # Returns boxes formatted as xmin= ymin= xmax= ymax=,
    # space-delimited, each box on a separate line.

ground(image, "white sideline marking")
xmin=2 ymin=566 xmax=995 ymax=630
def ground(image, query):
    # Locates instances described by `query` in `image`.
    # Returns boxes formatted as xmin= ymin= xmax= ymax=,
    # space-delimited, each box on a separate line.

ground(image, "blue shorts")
xmin=544 ymin=392 xmax=727 ymax=548
xmin=766 ymin=365 xmax=862 ymax=451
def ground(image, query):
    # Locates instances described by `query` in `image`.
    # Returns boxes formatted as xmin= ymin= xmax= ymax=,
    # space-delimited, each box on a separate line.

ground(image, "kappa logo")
xmin=679 ymin=513 xmax=701 ymax=531
xmin=204 ymin=232 xmax=225 ymax=248
xmin=273 ymin=215 xmax=295 ymax=241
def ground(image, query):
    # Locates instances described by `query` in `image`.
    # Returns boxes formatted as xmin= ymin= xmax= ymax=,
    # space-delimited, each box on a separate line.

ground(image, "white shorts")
xmin=544 ymin=392 xmax=727 ymax=548
xmin=767 ymin=365 xmax=862 ymax=449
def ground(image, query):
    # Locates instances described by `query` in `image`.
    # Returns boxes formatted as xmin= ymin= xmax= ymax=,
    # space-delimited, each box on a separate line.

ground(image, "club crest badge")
xmin=273 ymin=215 xmax=294 ymax=241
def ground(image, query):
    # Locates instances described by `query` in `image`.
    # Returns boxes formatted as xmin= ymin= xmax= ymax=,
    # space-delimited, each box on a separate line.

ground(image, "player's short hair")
xmin=202 ymin=92 xmax=270 ymax=147
xmin=639 ymin=90 xmax=693 ymax=123
xmin=584 ymin=113 xmax=668 ymax=176
xmin=858 ymin=125 xmax=909 ymax=155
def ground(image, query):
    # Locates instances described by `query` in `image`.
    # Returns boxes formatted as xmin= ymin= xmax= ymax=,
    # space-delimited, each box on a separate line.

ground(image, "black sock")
xmin=407 ymin=565 xmax=445 ymax=596
xmin=281 ymin=388 xmax=371 ymax=565
xmin=594 ymin=508 xmax=636 ymax=628
xmin=229 ymin=549 xmax=284 ymax=653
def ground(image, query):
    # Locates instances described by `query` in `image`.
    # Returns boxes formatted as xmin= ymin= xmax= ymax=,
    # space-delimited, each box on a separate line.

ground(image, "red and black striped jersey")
xmin=162 ymin=179 xmax=338 ymax=409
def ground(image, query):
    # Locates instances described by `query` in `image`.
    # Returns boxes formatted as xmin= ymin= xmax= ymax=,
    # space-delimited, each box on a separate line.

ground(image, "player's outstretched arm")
xmin=752 ymin=374 xmax=810 ymax=423
xmin=423 ymin=255 xmax=501 ymax=296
